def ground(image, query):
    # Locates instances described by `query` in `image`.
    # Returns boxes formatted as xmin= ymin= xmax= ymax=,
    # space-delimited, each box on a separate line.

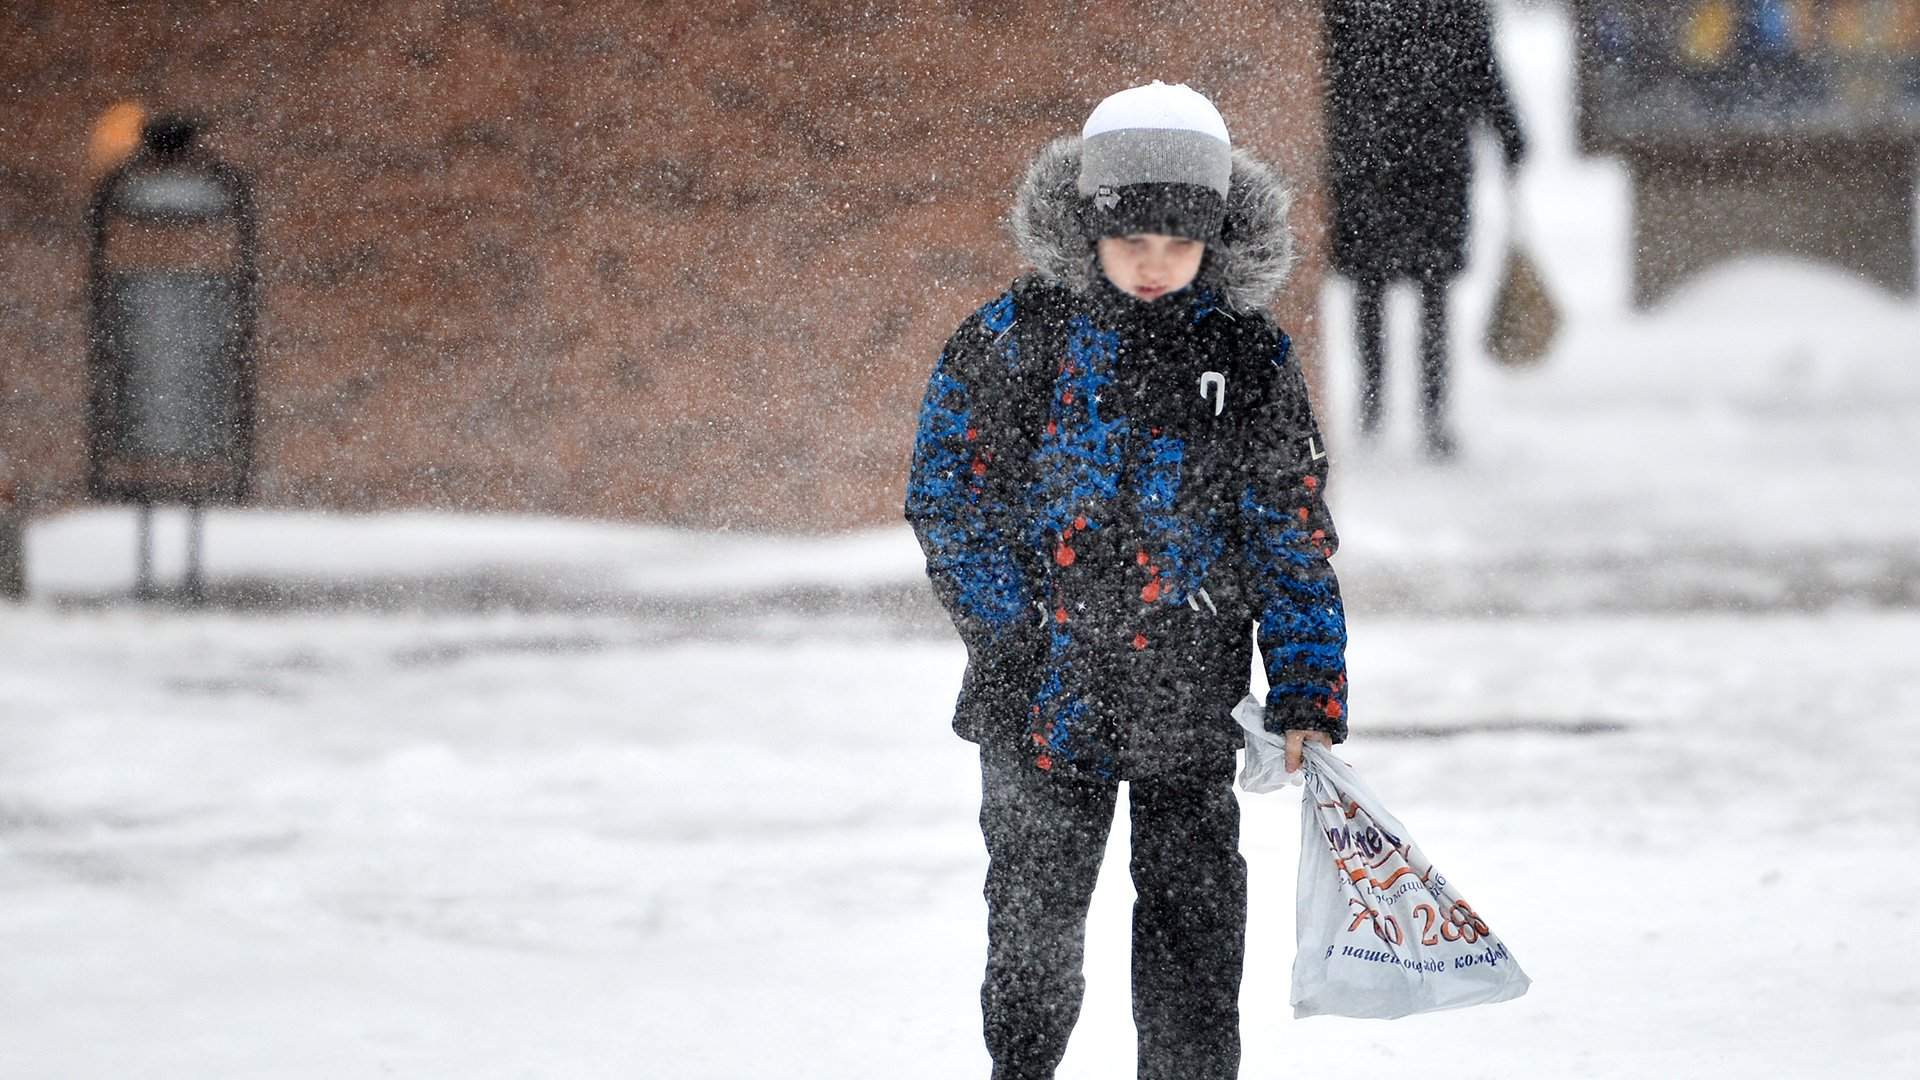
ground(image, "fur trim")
xmin=1007 ymin=138 xmax=1094 ymax=293
xmin=1006 ymin=136 xmax=1297 ymax=312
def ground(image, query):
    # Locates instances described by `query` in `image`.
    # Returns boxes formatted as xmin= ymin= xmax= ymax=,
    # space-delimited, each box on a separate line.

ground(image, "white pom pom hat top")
xmin=1081 ymin=81 xmax=1230 ymax=146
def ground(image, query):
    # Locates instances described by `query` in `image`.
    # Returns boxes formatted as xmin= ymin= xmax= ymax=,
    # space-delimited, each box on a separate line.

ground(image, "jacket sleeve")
xmin=1470 ymin=2 xmax=1527 ymax=167
xmin=1236 ymin=330 xmax=1350 ymax=742
xmin=903 ymin=291 xmax=1035 ymax=648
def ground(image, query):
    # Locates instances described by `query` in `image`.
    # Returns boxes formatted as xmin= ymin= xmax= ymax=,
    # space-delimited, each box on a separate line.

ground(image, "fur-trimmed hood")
xmin=1007 ymin=136 xmax=1297 ymax=313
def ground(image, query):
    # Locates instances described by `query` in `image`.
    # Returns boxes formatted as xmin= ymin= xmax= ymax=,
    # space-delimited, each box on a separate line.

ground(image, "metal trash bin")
xmin=86 ymin=117 xmax=258 ymax=599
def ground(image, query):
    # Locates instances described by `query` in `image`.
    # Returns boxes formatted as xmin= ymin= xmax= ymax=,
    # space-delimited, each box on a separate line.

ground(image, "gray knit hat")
xmin=1077 ymin=81 xmax=1233 ymax=242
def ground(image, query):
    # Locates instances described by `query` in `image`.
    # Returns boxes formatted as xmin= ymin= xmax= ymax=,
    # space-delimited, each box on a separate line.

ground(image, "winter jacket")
xmin=904 ymin=137 xmax=1348 ymax=782
xmin=1325 ymin=0 xmax=1526 ymax=280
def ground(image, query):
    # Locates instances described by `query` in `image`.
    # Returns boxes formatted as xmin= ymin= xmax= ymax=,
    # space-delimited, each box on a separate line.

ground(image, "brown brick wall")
xmin=0 ymin=0 xmax=1327 ymax=531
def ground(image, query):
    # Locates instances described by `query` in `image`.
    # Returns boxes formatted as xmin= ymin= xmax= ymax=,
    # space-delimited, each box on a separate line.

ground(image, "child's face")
xmin=1097 ymin=233 xmax=1205 ymax=301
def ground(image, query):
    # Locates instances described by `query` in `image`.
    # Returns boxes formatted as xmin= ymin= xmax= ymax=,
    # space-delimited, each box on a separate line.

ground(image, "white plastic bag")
xmin=1233 ymin=694 xmax=1301 ymax=793
xmin=1291 ymin=743 xmax=1530 ymax=1019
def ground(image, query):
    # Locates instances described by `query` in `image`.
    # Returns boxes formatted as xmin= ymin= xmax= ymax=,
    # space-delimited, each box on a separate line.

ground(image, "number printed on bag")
xmin=1350 ymin=896 xmax=1491 ymax=946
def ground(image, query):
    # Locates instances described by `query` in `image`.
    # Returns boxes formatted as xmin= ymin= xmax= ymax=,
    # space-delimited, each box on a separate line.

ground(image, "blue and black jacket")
xmin=904 ymin=139 xmax=1348 ymax=781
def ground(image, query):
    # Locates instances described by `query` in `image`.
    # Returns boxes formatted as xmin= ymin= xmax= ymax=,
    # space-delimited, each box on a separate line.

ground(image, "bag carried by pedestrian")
xmin=1483 ymin=180 xmax=1559 ymax=368
xmin=1232 ymin=694 xmax=1302 ymax=794
xmin=1291 ymin=743 xmax=1531 ymax=1019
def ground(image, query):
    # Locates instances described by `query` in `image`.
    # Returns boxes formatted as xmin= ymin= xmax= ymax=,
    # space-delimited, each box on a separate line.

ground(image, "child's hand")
xmin=1284 ymin=729 xmax=1333 ymax=774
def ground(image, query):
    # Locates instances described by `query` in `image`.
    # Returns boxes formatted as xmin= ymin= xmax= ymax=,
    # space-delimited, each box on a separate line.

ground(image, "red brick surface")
xmin=0 ymin=1 xmax=1327 ymax=530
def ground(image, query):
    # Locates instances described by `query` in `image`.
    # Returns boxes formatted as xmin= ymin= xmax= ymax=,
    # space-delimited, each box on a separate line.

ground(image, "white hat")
xmin=1078 ymin=81 xmax=1233 ymax=239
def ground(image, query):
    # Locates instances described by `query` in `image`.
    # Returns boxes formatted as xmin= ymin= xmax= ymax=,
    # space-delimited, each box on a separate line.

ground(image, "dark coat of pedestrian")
xmin=1324 ymin=0 xmax=1527 ymax=456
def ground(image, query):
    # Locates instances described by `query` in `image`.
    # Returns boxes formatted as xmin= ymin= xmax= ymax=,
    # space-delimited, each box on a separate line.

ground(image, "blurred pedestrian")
xmin=905 ymin=82 xmax=1349 ymax=1079
xmin=1325 ymin=0 xmax=1527 ymax=458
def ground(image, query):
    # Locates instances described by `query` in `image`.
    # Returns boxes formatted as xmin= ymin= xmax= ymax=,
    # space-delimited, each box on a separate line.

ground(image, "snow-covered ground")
xmin=4 ymin=610 xmax=1917 ymax=1077
xmin=5 ymin=4 xmax=1920 ymax=1077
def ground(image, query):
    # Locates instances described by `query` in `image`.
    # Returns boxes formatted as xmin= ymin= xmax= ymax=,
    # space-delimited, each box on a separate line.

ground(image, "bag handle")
xmin=1504 ymin=171 xmax=1530 ymax=251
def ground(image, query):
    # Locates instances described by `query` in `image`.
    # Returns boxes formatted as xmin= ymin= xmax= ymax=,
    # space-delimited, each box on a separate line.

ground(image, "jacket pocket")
xmin=953 ymin=624 xmax=1047 ymax=743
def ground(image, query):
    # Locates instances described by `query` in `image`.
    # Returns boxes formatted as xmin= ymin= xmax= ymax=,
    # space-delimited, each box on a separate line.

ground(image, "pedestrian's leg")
xmin=1418 ymin=275 xmax=1456 ymax=459
xmin=1128 ymin=757 xmax=1246 ymax=1080
xmin=980 ymin=749 xmax=1118 ymax=1080
xmin=1353 ymin=274 xmax=1387 ymax=438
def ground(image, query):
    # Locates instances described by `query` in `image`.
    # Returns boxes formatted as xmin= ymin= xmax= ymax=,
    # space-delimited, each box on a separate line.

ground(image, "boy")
xmin=904 ymin=82 xmax=1348 ymax=1080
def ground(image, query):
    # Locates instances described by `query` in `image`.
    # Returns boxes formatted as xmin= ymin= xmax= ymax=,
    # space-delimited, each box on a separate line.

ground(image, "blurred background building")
xmin=5 ymin=1 xmax=1916 ymax=542
xmin=1575 ymin=0 xmax=1920 ymax=304
xmin=0 ymin=1 xmax=1328 ymax=534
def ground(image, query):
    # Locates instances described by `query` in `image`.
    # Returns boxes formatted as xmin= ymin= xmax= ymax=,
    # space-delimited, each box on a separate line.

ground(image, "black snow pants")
xmin=978 ymin=747 xmax=1247 ymax=1080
